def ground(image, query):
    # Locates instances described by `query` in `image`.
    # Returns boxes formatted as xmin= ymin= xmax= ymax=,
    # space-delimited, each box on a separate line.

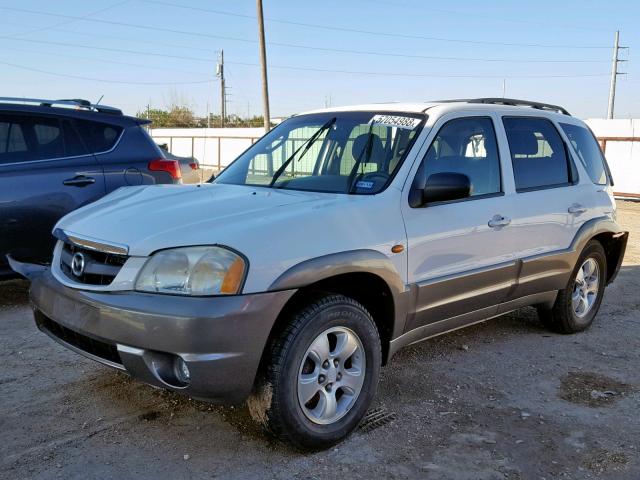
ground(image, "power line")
xmin=0 ymin=52 xmax=609 ymax=89
xmin=362 ymin=0 xmax=611 ymax=32
xmin=0 ymin=35 xmax=215 ymax=63
xmin=8 ymin=46 xmax=211 ymax=77
xmin=0 ymin=36 xmax=611 ymax=81
xmin=0 ymin=24 xmax=608 ymax=66
xmin=6 ymin=0 xmax=130 ymax=38
xmin=0 ymin=5 xmax=611 ymax=50
xmin=227 ymin=61 xmax=610 ymax=79
xmin=139 ymin=0 xmax=611 ymax=49
xmin=3 ymin=20 xmax=218 ymax=54
xmin=0 ymin=60 xmax=215 ymax=85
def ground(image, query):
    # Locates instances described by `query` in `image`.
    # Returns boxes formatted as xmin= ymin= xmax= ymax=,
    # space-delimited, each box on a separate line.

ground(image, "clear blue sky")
xmin=1 ymin=0 xmax=638 ymax=119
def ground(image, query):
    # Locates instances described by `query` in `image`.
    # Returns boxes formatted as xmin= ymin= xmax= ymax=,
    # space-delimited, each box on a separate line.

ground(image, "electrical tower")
xmin=607 ymin=31 xmax=627 ymax=119
xmin=217 ymin=50 xmax=227 ymax=127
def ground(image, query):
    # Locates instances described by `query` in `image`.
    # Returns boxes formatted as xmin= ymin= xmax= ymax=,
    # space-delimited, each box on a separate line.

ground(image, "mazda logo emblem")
xmin=71 ymin=252 xmax=86 ymax=277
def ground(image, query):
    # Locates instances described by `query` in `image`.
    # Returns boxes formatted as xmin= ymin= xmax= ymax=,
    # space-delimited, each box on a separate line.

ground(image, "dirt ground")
xmin=1 ymin=202 xmax=639 ymax=480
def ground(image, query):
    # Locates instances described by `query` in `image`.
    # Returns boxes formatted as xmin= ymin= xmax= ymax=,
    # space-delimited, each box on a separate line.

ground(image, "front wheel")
xmin=537 ymin=240 xmax=607 ymax=333
xmin=249 ymin=294 xmax=381 ymax=450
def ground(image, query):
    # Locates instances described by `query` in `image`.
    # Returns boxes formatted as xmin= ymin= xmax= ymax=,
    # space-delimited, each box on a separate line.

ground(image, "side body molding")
xmin=514 ymin=216 xmax=627 ymax=300
xmin=268 ymin=250 xmax=413 ymax=341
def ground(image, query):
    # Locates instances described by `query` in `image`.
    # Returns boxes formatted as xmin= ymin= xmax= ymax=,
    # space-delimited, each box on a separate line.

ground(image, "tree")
xmin=137 ymin=106 xmax=276 ymax=129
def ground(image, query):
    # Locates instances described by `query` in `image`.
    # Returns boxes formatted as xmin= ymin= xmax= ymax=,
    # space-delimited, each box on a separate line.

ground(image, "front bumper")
xmin=30 ymin=270 xmax=296 ymax=403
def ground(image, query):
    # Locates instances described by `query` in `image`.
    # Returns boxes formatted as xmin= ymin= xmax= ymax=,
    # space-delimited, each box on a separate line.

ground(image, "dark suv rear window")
xmin=74 ymin=120 xmax=123 ymax=153
xmin=0 ymin=115 xmax=88 ymax=163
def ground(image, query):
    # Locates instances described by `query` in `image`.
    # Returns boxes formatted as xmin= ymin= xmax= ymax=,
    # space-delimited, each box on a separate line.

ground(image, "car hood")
xmin=56 ymin=183 xmax=335 ymax=256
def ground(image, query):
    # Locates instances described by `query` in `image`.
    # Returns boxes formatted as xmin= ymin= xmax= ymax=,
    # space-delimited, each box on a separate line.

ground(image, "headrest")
xmin=352 ymin=133 xmax=385 ymax=163
xmin=508 ymin=130 xmax=539 ymax=156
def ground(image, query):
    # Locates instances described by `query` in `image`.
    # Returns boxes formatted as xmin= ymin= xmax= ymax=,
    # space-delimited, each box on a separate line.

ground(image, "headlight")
xmin=135 ymin=246 xmax=246 ymax=296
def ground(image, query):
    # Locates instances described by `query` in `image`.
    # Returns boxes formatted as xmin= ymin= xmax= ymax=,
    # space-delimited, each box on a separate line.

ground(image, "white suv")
xmin=24 ymin=98 xmax=628 ymax=449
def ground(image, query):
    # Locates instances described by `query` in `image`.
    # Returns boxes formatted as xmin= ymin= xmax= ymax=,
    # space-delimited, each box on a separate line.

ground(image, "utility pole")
xmin=256 ymin=0 xmax=271 ymax=132
xmin=607 ymin=30 xmax=627 ymax=119
xmin=217 ymin=50 xmax=226 ymax=127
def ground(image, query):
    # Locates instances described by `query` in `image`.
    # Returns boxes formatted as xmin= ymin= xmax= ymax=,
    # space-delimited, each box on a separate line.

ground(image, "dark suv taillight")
xmin=148 ymin=159 xmax=181 ymax=179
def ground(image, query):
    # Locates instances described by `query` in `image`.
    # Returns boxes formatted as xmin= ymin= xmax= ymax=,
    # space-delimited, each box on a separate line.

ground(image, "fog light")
xmin=174 ymin=357 xmax=191 ymax=384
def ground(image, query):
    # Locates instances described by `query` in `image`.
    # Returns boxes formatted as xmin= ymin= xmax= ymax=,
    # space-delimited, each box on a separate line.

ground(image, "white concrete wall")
xmin=150 ymin=127 xmax=264 ymax=170
xmin=585 ymin=119 xmax=640 ymax=197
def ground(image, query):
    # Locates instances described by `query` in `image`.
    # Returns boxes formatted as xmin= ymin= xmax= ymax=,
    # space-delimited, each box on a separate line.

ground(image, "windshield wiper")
xmin=268 ymin=117 xmax=336 ymax=188
xmin=347 ymin=122 xmax=375 ymax=194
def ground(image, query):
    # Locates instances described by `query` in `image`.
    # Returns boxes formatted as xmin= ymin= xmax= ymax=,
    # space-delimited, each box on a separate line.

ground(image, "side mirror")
xmin=421 ymin=172 xmax=471 ymax=205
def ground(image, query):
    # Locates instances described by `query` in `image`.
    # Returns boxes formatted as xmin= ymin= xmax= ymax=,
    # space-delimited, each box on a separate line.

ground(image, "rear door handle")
xmin=488 ymin=214 xmax=511 ymax=228
xmin=568 ymin=204 xmax=587 ymax=215
xmin=63 ymin=176 xmax=96 ymax=187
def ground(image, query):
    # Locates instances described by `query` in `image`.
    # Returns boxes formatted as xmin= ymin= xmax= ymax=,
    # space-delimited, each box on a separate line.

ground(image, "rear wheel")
xmin=537 ymin=240 xmax=607 ymax=333
xmin=249 ymin=294 xmax=381 ymax=450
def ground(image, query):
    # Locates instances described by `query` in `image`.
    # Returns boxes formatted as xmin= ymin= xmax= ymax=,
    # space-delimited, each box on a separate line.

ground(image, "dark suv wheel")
xmin=538 ymin=240 xmax=607 ymax=333
xmin=249 ymin=294 xmax=381 ymax=450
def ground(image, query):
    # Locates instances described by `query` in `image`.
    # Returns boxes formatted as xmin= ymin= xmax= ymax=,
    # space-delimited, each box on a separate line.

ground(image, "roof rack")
xmin=433 ymin=97 xmax=570 ymax=116
xmin=0 ymin=97 xmax=123 ymax=115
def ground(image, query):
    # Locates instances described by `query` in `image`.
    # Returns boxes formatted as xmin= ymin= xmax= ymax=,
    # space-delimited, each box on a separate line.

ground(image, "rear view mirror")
xmin=422 ymin=172 xmax=471 ymax=204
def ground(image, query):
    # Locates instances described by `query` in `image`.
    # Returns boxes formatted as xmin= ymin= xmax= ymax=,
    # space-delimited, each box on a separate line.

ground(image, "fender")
xmin=569 ymin=216 xmax=628 ymax=285
xmin=268 ymin=249 xmax=414 ymax=341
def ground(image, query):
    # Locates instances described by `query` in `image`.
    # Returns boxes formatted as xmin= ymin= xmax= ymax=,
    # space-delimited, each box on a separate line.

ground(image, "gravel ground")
xmin=1 ymin=201 xmax=639 ymax=480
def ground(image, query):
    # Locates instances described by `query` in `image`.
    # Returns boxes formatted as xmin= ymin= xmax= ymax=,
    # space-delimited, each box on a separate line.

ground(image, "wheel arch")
xmin=265 ymin=250 xmax=412 ymax=367
xmin=571 ymin=216 xmax=628 ymax=285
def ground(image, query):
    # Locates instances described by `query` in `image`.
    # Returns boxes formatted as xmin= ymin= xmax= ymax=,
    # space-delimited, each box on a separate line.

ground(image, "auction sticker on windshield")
xmin=370 ymin=114 xmax=421 ymax=130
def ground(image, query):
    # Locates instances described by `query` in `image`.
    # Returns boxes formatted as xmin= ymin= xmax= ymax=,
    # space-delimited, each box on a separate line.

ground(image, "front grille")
xmin=35 ymin=311 xmax=122 ymax=366
xmin=60 ymin=241 xmax=128 ymax=285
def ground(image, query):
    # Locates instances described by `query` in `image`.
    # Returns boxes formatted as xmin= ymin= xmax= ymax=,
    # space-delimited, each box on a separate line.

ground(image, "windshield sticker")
xmin=355 ymin=180 xmax=374 ymax=189
xmin=370 ymin=114 xmax=421 ymax=130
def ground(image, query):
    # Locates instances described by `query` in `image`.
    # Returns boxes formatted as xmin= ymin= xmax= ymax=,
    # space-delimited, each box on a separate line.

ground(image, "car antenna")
xmin=95 ymin=95 xmax=104 ymax=106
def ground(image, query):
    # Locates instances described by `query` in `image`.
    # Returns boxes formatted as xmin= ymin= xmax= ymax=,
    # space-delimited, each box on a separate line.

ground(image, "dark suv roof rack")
xmin=433 ymin=97 xmax=570 ymax=116
xmin=0 ymin=97 xmax=123 ymax=115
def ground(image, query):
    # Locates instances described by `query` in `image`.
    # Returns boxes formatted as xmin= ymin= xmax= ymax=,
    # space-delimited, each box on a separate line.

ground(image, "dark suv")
xmin=0 ymin=97 xmax=181 ymax=278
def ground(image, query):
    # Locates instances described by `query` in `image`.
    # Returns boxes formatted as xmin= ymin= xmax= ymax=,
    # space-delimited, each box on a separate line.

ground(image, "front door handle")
xmin=568 ymin=204 xmax=587 ymax=215
xmin=63 ymin=176 xmax=96 ymax=187
xmin=488 ymin=214 xmax=511 ymax=228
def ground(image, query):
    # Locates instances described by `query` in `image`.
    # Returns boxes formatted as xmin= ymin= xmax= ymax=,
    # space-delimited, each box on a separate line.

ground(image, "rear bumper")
xmin=30 ymin=269 xmax=296 ymax=403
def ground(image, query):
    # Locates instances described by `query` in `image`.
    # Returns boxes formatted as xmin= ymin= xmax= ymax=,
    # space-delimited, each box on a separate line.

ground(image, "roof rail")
xmin=464 ymin=98 xmax=571 ymax=116
xmin=0 ymin=97 xmax=123 ymax=115
xmin=432 ymin=98 xmax=570 ymax=115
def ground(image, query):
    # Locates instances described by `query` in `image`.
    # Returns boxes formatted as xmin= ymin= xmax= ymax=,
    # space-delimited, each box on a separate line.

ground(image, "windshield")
xmin=214 ymin=111 xmax=425 ymax=194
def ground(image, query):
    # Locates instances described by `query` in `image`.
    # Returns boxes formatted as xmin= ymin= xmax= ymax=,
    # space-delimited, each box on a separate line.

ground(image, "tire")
xmin=537 ymin=240 xmax=607 ymax=334
xmin=248 ymin=294 xmax=381 ymax=450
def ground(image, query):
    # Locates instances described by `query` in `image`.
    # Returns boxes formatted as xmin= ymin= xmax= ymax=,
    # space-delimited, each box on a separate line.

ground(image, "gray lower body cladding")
xmin=30 ymin=270 xmax=296 ymax=403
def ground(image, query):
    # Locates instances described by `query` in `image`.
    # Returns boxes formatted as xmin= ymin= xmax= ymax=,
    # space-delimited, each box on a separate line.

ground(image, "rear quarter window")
xmin=559 ymin=122 xmax=608 ymax=185
xmin=75 ymin=120 xmax=123 ymax=153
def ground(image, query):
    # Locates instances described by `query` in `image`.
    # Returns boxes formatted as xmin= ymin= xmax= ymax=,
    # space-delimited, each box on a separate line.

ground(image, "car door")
xmin=497 ymin=115 xmax=594 ymax=300
xmin=0 ymin=113 xmax=106 ymax=270
xmin=401 ymin=113 xmax=517 ymax=333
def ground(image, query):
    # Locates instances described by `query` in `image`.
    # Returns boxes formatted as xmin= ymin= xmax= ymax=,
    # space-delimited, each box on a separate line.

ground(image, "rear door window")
xmin=559 ymin=122 xmax=608 ymax=185
xmin=503 ymin=117 xmax=573 ymax=191
xmin=0 ymin=115 xmax=88 ymax=163
xmin=74 ymin=120 xmax=123 ymax=153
